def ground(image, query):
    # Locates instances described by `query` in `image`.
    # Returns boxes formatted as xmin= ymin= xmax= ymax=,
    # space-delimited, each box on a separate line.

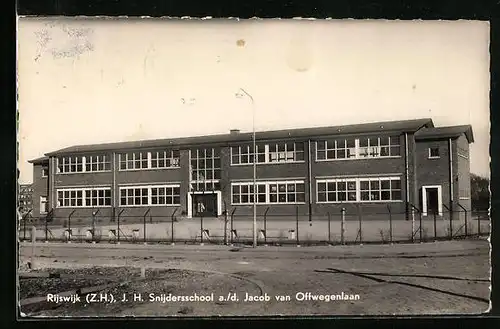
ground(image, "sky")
xmin=17 ymin=18 xmax=490 ymax=184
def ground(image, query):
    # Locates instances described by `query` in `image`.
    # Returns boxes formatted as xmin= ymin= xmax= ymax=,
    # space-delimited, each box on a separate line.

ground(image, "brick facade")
xmin=29 ymin=119 xmax=474 ymax=224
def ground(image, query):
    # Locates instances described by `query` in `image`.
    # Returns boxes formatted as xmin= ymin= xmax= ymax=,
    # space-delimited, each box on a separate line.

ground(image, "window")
xmin=232 ymin=183 xmax=267 ymax=204
xmin=317 ymin=139 xmax=356 ymax=160
xmin=151 ymin=150 xmax=180 ymax=168
xmin=231 ymin=142 xmax=304 ymax=165
xmin=359 ymin=177 xmax=401 ymax=201
xmin=57 ymin=188 xmax=111 ymax=207
xmin=317 ymin=179 xmax=357 ymax=202
xmin=190 ymin=148 xmax=221 ymax=191
xmin=85 ymin=155 xmax=111 ymax=172
xmin=57 ymin=156 xmax=84 ymax=173
xmin=429 ymin=147 xmax=440 ymax=159
xmin=317 ymin=136 xmax=400 ymax=161
xmin=231 ymin=145 xmax=264 ymax=165
xmin=119 ymin=185 xmax=181 ymax=206
xmin=119 ymin=152 xmax=149 ymax=170
xmin=358 ymin=136 xmax=401 ymax=158
xmin=41 ymin=168 xmax=48 ymax=177
xmin=151 ymin=186 xmax=181 ymax=205
xmin=57 ymin=155 xmax=110 ymax=173
xmin=40 ymin=196 xmax=48 ymax=214
xmin=268 ymin=142 xmax=304 ymax=163
xmin=231 ymin=180 xmax=305 ymax=204
xmin=458 ymin=147 xmax=468 ymax=159
xmin=317 ymin=176 xmax=402 ymax=203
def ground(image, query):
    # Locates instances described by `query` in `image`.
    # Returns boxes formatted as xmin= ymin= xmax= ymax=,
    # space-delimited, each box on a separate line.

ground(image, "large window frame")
xmin=190 ymin=148 xmax=221 ymax=191
xmin=56 ymin=187 xmax=112 ymax=208
xmin=316 ymin=176 xmax=402 ymax=203
xmin=230 ymin=142 xmax=305 ymax=166
xmin=316 ymin=135 xmax=401 ymax=161
xmin=119 ymin=150 xmax=181 ymax=171
xmin=231 ymin=180 xmax=306 ymax=205
xmin=119 ymin=184 xmax=181 ymax=207
xmin=57 ymin=155 xmax=111 ymax=174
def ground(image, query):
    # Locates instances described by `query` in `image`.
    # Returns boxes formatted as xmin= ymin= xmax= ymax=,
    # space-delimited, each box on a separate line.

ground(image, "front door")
xmin=426 ymin=188 xmax=439 ymax=215
xmin=192 ymin=194 xmax=217 ymax=217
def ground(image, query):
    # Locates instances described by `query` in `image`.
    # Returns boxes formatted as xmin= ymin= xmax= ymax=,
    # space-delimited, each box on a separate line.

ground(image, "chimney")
xmin=230 ymin=129 xmax=240 ymax=135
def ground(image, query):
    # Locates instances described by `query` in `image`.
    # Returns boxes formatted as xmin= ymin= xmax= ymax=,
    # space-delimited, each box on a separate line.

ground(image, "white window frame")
xmin=56 ymin=156 xmax=85 ymax=174
xmin=119 ymin=184 xmax=181 ymax=207
xmin=56 ymin=187 xmax=112 ymax=208
xmin=230 ymin=142 xmax=305 ymax=166
xmin=119 ymin=151 xmax=150 ymax=171
xmin=316 ymin=136 xmax=401 ymax=162
xmin=190 ymin=148 xmax=221 ymax=191
xmin=41 ymin=168 xmax=48 ymax=177
xmin=230 ymin=180 xmax=306 ymax=205
xmin=150 ymin=150 xmax=181 ymax=169
xmin=428 ymin=147 xmax=440 ymax=159
xmin=358 ymin=177 xmax=402 ymax=202
xmin=316 ymin=176 xmax=403 ymax=203
xmin=84 ymin=155 xmax=111 ymax=172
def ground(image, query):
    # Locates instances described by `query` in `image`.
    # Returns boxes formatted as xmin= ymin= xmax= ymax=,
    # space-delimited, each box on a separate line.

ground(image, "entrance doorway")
xmin=192 ymin=193 xmax=218 ymax=217
xmin=421 ymin=185 xmax=443 ymax=216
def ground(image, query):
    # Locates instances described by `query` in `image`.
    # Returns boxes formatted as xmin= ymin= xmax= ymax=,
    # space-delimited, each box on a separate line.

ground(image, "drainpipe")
xmin=112 ymin=152 xmax=116 ymax=221
xmin=449 ymin=138 xmax=454 ymax=220
xmin=404 ymin=133 xmax=410 ymax=220
xmin=307 ymin=140 xmax=313 ymax=223
xmin=50 ymin=157 xmax=56 ymax=209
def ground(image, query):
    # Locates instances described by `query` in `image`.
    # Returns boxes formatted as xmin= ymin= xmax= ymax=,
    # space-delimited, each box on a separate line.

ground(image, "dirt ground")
xmin=18 ymin=239 xmax=491 ymax=317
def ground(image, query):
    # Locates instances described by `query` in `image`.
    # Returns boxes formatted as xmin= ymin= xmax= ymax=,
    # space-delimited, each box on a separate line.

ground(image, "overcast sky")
xmin=17 ymin=18 xmax=490 ymax=184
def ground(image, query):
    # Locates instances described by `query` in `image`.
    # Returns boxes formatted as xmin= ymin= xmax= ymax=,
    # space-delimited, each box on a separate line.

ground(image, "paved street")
xmin=19 ymin=239 xmax=490 ymax=316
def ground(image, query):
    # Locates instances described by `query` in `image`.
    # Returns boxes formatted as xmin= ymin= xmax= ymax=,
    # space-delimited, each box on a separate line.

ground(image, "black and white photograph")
xmin=16 ymin=18 xmax=491 ymax=317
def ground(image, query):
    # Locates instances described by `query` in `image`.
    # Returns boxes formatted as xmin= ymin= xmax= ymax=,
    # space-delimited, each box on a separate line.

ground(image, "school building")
xmin=28 ymin=118 xmax=473 ymax=224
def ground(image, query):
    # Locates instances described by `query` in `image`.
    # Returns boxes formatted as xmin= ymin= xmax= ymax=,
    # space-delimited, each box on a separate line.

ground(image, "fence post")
xmin=457 ymin=203 xmax=467 ymax=237
xmin=419 ymin=209 xmax=423 ymax=242
xmin=23 ymin=215 xmax=27 ymax=241
xmin=358 ymin=205 xmax=362 ymax=245
xmin=224 ymin=209 xmax=228 ymax=245
xmin=264 ymin=207 xmax=269 ymax=246
xmin=327 ymin=212 xmax=331 ymax=244
xmin=143 ymin=208 xmax=150 ymax=245
xmin=478 ymin=213 xmax=481 ymax=236
xmin=200 ymin=214 xmax=204 ymax=245
xmin=22 ymin=210 xmax=32 ymax=241
xmin=433 ymin=210 xmax=437 ymax=241
xmin=45 ymin=211 xmax=48 ymax=242
xmin=91 ymin=209 xmax=100 ymax=244
xmin=68 ymin=210 xmax=75 ymax=243
xmin=341 ymin=208 xmax=346 ymax=245
xmin=387 ymin=205 xmax=392 ymax=244
xmin=411 ymin=207 xmax=415 ymax=243
xmin=464 ymin=208 xmax=468 ymax=237
xmin=171 ymin=209 xmax=177 ymax=245
xmin=117 ymin=209 xmax=125 ymax=244
xmin=296 ymin=206 xmax=300 ymax=246
xmin=449 ymin=205 xmax=453 ymax=240
xmin=230 ymin=208 xmax=236 ymax=245
xmin=31 ymin=226 xmax=36 ymax=269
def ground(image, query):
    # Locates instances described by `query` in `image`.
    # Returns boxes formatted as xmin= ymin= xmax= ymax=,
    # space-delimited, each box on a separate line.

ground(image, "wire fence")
xmin=18 ymin=206 xmax=490 ymax=246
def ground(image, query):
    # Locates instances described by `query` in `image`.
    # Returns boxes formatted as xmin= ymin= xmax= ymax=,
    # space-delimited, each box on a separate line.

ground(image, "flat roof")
xmin=44 ymin=118 xmax=434 ymax=156
xmin=415 ymin=125 xmax=474 ymax=143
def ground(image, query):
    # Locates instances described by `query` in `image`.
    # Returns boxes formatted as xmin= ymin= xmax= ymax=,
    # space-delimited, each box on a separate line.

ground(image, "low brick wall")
xmin=19 ymin=214 xmax=490 ymax=245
